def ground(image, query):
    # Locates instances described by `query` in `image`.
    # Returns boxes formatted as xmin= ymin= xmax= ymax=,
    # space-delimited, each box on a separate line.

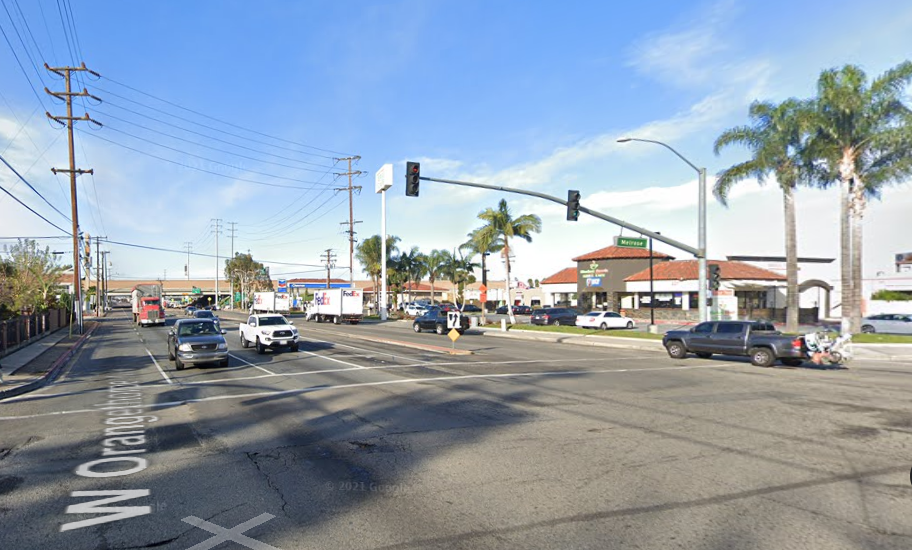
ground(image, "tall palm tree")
xmin=356 ymin=235 xmax=400 ymax=311
xmin=442 ymin=249 xmax=479 ymax=308
xmin=807 ymin=62 xmax=912 ymax=333
xmin=396 ymin=246 xmax=426 ymax=304
xmin=476 ymin=199 xmax=542 ymax=324
xmin=713 ymin=98 xmax=814 ymax=333
xmin=461 ymin=227 xmax=504 ymax=323
xmin=425 ymin=249 xmax=448 ymax=305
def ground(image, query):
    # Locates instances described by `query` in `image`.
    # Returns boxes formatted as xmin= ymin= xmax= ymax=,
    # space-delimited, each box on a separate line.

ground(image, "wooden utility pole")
xmin=334 ymin=156 xmax=362 ymax=285
xmin=322 ymin=249 xmax=337 ymax=289
xmin=45 ymin=62 xmax=102 ymax=335
xmin=228 ymin=222 xmax=237 ymax=308
xmin=94 ymin=236 xmax=106 ymax=318
xmin=183 ymin=242 xmax=192 ymax=280
xmin=211 ymin=219 xmax=222 ymax=308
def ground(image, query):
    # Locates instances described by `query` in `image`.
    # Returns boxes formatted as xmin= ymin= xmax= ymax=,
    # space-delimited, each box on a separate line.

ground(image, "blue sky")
xmin=2 ymin=0 xmax=912 ymax=286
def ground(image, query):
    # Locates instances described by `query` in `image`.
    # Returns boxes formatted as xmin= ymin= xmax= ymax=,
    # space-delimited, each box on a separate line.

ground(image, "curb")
xmin=480 ymin=328 xmax=665 ymax=352
xmin=0 ymin=322 xmax=99 ymax=400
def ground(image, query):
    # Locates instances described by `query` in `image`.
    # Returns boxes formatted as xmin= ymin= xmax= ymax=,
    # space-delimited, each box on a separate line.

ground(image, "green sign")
xmin=192 ymin=286 xmax=202 ymax=294
xmin=615 ymin=236 xmax=647 ymax=249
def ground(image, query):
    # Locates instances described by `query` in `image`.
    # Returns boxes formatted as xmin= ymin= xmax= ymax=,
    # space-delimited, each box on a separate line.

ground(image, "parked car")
xmin=413 ymin=309 xmax=470 ymax=335
xmin=861 ymin=313 xmax=912 ymax=334
xmin=530 ymin=307 xmax=578 ymax=326
xmin=662 ymin=320 xmax=805 ymax=367
xmin=193 ymin=309 xmax=220 ymax=327
xmin=185 ymin=306 xmax=198 ymax=316
xmin=461 ymin=304 xmax=481 ymax=313
xmin=167 ymin=318 xmax=229 ymax=370
xmin=405 ymin=303 xmax=428 ymax=316
xmin=495 ymin=304 xmax=532 ymax=315
xmin=576 ymin=311 xmax=635 ymax=330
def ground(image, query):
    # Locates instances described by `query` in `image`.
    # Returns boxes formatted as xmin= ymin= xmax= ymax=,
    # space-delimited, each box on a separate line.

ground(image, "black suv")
xmin=413 ymin=310 xmax=470 ymax=335
xmin=530 ymin=307 xmax=578 ymax=326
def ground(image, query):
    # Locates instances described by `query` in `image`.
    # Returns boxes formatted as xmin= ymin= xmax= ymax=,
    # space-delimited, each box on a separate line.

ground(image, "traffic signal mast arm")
xmin=418 ymin=175 xmax=700 ymax=257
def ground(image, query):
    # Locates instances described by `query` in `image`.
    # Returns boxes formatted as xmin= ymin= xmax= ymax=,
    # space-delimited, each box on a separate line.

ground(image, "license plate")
xmin=278 ymin=340 xmax=287 ymax=345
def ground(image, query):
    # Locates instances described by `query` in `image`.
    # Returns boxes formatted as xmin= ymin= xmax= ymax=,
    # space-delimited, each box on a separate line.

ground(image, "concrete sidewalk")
xmin=0 ymin=323 xmax=98 ymax=400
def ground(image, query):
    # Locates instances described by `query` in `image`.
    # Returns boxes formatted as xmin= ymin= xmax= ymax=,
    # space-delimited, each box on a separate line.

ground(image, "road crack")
xmin=245 ymin=451 xmax=291 ymax=517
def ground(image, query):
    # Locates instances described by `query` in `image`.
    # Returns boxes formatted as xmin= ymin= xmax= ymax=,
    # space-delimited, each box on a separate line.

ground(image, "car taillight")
xmin=792 ymin=337 xmax=803 ymax=349
xmin=543 ymin=314 xmax=550 ymax=319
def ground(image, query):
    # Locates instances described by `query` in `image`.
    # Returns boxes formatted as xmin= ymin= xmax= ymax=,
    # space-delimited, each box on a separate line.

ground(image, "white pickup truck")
xmin=238 ymin=313 xmax=300 ymax=354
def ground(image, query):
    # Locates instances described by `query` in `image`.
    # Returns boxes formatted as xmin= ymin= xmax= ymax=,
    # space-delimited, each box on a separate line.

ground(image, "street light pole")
xmin=617 ymin=138 xmax=708 ymax=323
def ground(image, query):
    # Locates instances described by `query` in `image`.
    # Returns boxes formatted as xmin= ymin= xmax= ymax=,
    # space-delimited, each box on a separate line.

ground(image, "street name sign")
xmin=614 ymin=236 xmax=648 ymax=249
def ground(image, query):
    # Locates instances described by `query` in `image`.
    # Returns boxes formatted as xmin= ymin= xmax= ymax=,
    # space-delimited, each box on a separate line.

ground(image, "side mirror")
xmin=221 ymin=329 xmax=227 ymax=335
xmin=289 ymin=321 xmax=294 ymax=326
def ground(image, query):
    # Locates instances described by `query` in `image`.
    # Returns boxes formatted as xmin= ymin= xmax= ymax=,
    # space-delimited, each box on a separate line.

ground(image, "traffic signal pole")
xmin=418 ymin=176 xmax=699 ymax=257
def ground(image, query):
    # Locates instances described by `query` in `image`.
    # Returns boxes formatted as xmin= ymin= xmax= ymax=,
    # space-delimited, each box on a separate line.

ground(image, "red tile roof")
xmin=362 ymin=282 xmax=435 ymax=292
xmin=541 ymin=267 xmax=577 ymax=285
xmin=572 ymin=245 xmax=674 ymax=261
xmin=625 ymin=260 xmax=786 ymax=282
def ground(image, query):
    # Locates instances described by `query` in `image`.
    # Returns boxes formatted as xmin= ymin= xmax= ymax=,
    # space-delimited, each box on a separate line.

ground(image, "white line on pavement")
xmin=228 ymin=353 xmax=276 ymax=376
xmin=297 ymin=347 xmax=367 ymax=369
xmin=0 ymin=363 xmax=738 ymax=420
xmin=146 ymin=349 xmax=173 ymax=385
xmin=297 ymin=336 xmax=425 ymax=363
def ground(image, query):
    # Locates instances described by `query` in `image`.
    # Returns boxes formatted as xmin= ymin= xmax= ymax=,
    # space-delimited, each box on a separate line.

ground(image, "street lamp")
xmin=617 ymin=137 xmax=708 ymax=323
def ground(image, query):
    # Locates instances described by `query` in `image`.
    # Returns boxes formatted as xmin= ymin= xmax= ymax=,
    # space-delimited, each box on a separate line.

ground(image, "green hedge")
xmin=871 ymin=290 xmax=912 ymax=301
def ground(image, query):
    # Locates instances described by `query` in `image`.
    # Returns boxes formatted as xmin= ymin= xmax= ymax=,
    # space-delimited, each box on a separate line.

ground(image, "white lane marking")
xmin=228 ymin=353 xmax=276 ymax=376
xmin=3 ymin=384 xmax=171 ymax=402
xmin=0 ymin=363 xmax=737 ymax=420
xmin=146 ymin=349 xmax=173 ymax=385
xmin=297 ymin=347 xmax=366 ymax=369
xmin=179 ymin=355 xmax=658 ymax=385
xmin=182 ymin=513 xmax=279 ymax=550
xmin=297 ymin=336 xmax=425 ymax=363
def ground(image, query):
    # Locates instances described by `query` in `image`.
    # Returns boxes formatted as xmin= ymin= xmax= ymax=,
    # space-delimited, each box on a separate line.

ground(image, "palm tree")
xmin=425 ymin=249 xmax=448 ymax=305
xmin=356 ymin=234 xmax=400 ymax=312
xmin=461 ymin=227 xmax=504 ymax=323
xmin=713 ymin=98 xmax=814 ymax=333
xmin=807 ymin=62 xmax=912 ymax=333
xmin=476 ymin=199 xmax=542 ymax=324
xmin=396 ymin=246 xmax=427 ymax=305
xmin=442 ymin=249 xmax=479 ymax=308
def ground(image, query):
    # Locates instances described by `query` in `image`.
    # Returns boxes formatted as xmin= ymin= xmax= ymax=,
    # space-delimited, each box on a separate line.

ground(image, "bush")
xmin=871 ymin=290 xmax=912 ymax=301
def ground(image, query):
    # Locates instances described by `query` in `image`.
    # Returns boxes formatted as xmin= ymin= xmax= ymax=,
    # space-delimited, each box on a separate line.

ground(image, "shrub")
xmin=871 ymin=290 xmax=912 ymax=301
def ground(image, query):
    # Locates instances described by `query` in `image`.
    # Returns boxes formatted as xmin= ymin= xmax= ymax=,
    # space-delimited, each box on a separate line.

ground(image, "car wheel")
xmin=256 ymin=338 xmax=266 ymax=355
xmin=175 ymin=357 xmax=185 ymax=371
xmin=435 ymin=324 xmax=445 ymax=335
xmin=240 ymin=333 xmax=249 ymax=348
xmin=861 ymin=325 xmax=875 ymax=334
xmin=781 ymin=358 xmax=804 ymax=367
xmin=553 ymin=320 xmax=561 ymax=327
xmin=293 ymin=342 xmax=301 ymax=352
xmin=749 ymin=347 xmax=775 ymax=367
xmin=413 ymin=323 xmax=421 ymax=333
xmin=168 ymin=345 xmax=175 ymax=361
xmin=665 ymin=341 xmax=687 ymax=359
xmin=219 ymin=359 xmax=229 ymax=368
xmin=599 ymin=323 xmax=607 ymax=330
xmin=625 ymin=321 xmax=633 ymax=329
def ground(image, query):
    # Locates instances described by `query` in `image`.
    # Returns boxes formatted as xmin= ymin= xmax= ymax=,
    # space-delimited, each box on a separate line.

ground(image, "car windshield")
xmin=259 ymin=316 xmax=288 ymax=326
xmin=179 ymin=321 xmax=219 ymax=336
xmin=584 ymin=312 xmax=601 ymax=316
xmin=195 ymin=311 xmax=214 ymax=318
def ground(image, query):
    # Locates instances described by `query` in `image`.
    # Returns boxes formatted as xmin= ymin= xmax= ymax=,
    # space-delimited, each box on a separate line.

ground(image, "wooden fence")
xmin=0 ymin=308 xmax=70 ymax=357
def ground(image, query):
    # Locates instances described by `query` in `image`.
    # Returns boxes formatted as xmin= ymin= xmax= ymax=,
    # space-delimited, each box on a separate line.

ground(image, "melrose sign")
xmin=614 ymin=236 xmax=647 ymax=249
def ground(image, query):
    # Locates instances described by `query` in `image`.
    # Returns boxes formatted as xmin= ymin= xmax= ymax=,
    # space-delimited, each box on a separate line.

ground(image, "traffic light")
xmin=566 ymin=190 xmax=581 ymax=221
xmin=709 ymin=264 xmax=721 ymax=290
xmin=405 ymin=161 xmax=420 ymax=197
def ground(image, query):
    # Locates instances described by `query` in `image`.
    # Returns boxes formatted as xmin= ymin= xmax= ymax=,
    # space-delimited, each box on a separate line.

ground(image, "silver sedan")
xmin=860 ymin=313 xmax=912 ymax=334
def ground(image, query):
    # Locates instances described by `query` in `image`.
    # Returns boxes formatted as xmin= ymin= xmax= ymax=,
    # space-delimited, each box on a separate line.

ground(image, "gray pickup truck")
xmin=662 ymin=320 xmax=805 ymax=367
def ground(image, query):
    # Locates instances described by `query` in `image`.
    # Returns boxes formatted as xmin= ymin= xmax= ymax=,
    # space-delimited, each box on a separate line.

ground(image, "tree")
xmin=356 ymin=235 xmax=399 ymax=310
xmin=441 ymin=249 xmax=478 ymax=307
xmin=476 ymin=199 xmax=542 ymax=324
xmin=224 ymin=253 xmax=271 ymax=308
xmin=461 ymin=227 xmax=504 ymax=322
xmin=396 ymin=246 xmax=426 ymax=304
xmin=807 ymin=62 xmax=912 ymax=333
xmin=3 ymin=239 xmax=69 ymax=313
xmin=713 ymin=98 xmax=815 ymax=333
xmin=424 ymin=249 xmax=448 ymax=305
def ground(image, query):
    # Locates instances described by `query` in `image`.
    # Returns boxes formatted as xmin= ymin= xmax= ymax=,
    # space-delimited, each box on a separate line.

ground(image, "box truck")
xmin=306 ymin=288 xmax=363 ymax=325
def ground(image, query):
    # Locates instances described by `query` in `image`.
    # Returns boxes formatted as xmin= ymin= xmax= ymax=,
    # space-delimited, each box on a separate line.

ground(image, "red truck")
xmin=132 ymin=284 xmax=165 ymax=327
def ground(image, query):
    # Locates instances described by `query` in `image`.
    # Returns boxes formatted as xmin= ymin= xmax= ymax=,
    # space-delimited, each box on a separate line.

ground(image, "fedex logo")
xmin=315 ymin=295 xmax=331 ymax=305
xmin=343 ymin=290 xmax=360 ymax=298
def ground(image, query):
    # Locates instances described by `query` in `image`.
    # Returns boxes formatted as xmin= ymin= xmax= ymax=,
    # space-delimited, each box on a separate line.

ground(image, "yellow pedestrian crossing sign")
xmin=448 ymin=328 xmax=461 ymax=342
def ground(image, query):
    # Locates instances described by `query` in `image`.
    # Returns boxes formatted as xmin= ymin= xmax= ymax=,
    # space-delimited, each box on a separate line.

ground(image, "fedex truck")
xmin=251 ymin=292 xmax=290 ymax=313
xmin=306 ymin=288 xmax=363 ymax=325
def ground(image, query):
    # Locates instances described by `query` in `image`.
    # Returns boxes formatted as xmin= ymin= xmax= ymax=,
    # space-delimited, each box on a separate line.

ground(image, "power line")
xmin=0 ymin=177 xmax=70 ymax=233
xmin=99 ymin=77 xmax=352 ymax=158
xmin=0 ymin=0 xmax=49 ymax=91
xmin=103 ymin=238 xmax=324 ymax=267
xmin=0 ymin=151 xmax=71 ymax=221
xmin=0 ymin=11 xmax=49 ymax=110
xmin=76 ymin=129 xmax=337 ymax=192
xmin=94 ymin=105 xmax=337 ymax=170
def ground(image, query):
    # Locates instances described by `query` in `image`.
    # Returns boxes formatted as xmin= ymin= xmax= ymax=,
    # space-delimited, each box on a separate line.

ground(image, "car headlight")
xmin=260 ymin=330 xmax=271 ymax=336
xmin=178 ymin=343 xmax=192 ymax=352
xmin=217 ymin=343 xmax=227 ymax=350
xmin=291 ymin=328 xmax=298 ymax=334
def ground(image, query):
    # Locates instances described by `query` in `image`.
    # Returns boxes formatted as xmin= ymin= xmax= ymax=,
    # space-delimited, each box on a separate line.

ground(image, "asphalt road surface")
xmin=1 ymin=312 xmax=910 ymax=549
